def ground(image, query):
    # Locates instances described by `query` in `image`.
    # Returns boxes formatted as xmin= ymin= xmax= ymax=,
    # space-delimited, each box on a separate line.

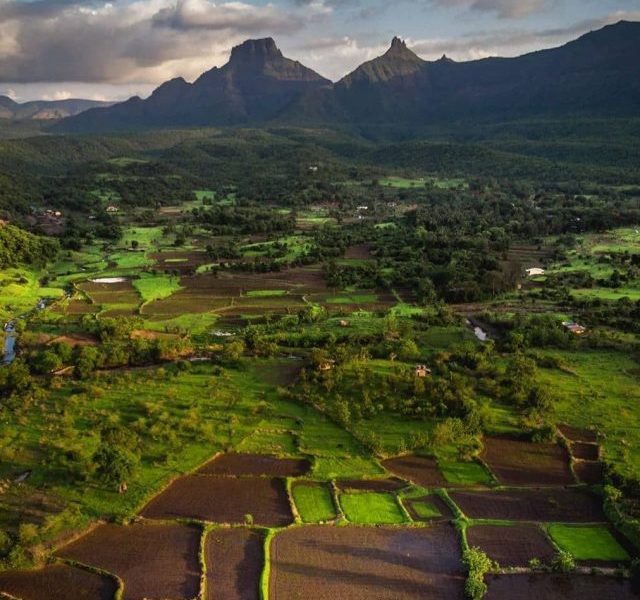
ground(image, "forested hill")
xmin=55 ymin=21 xmax=640 ymax=134
xmin=0 ymin=222 xmax=59 ymax=268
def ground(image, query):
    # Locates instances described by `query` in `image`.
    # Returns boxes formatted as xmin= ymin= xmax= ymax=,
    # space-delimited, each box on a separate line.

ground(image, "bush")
xmin=550 ymin=550 xmax=575 ymax=573
xmin=463 ymin=547 xmax=495 ymax=600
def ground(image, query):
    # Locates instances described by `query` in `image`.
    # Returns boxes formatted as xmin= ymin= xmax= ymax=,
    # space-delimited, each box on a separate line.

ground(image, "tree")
xmin=93 ymin=442 xmax=138 ymax=493
xmin=222 ymin=340 xmax=245 ymax=362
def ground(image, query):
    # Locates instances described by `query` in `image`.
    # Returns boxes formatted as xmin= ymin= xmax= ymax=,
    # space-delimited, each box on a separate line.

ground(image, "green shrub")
xmin=463 ymin=547 xmax=495 ymax=600
xmin=550 ymin=550 xmax=575 ymax=573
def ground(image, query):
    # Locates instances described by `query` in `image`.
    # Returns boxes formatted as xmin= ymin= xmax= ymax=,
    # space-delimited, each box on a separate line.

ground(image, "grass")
xmin=326 ymin=293 xmax=378 ymax=305
xmin=340 ymin=491 xmax=406 ymax=524
xmin=438 ymin=461 xmax=493 ymax=486
xmin=245 ymin=290 xmax=287 ymax=298
xmin=292 ymin=484 xmax=336 ymax=523
xmin=538 ymin=349 xmax=640 ymax=481
xmin=408 ymin=499 xmax=442 ymax=519
xmin=547 ymin=525 xmax=630 ymax=562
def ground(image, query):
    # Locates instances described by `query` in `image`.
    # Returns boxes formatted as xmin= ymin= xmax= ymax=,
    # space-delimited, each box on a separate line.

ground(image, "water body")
xmin=2 ymin=321 xmax=16 ymax=365
xmin=2 ymin=298 xmax=49 ymax=366
xmin=474 ymin=327 xmax=488 ymax=342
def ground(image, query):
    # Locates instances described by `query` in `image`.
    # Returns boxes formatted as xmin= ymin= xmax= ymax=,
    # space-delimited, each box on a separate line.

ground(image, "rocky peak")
xmin=229 ymin=38 xmax=283 ymax=64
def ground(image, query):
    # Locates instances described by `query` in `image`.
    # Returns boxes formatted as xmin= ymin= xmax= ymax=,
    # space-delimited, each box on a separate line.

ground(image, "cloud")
xmin=0 ymin=0 xmax=308 ymax=84
xmin=152 ymin=0 xmax=304 ymax=32
xmin=409 ymin=10 xmax=640 ymax=60
xmin=426 ymin=0 xmax=552 ymax=19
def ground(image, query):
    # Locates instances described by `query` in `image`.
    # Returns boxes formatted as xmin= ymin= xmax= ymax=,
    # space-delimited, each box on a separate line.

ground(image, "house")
xmin=526 ymin=267 xmax=546 ymax=277
xmin=415 ymin=364 xmax=432 ymax=378
xmin=106 ymin=205 xmax=120 ymax=213
xmin=562 ymin=321 xmax=587 ymax=335
xmin=319 ymin=360 xmax=335 ymax=372
xmin=339 ymin=320 xmax=350 ymax=328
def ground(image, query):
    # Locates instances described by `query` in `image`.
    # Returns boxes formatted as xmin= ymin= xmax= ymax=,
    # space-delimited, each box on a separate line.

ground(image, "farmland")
xmin=0 ymin=127 xmax=639 ymax=599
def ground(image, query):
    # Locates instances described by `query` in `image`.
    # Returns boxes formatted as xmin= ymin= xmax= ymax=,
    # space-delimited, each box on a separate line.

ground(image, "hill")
xmin=0 ymin=97 xmax=111 ymax=121
xmin=55 ymin=21 xmax=640 ymax=134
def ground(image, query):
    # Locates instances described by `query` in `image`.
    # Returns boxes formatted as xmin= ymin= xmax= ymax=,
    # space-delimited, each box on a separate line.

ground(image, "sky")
xmin=0 ymin=0 xmax=639 ymax=102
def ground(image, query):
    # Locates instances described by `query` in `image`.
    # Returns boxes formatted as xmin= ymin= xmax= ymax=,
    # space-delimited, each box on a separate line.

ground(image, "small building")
xmin=339 ymin=320 xmax=350 ymax=328
xmin=106 ymin=205 xmax=120 ymax=213
xmin=319 ymin=360 xmax=335 ymax=372
xmin=562 ymin=321 xmax=587 ymax=335
xmin=415 ymin=364 xmax=432 ymax=378
xmin=526 ymin=267 xmax=546 ymax=277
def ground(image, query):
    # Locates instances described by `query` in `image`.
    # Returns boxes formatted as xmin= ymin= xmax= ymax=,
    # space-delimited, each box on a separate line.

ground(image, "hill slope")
xmin=56 ymin=21 xmax=640 ymax=133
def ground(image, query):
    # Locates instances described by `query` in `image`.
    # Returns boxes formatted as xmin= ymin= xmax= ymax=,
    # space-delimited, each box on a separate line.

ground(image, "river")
xmin=2 ymin=299 xmax=49 ymax=366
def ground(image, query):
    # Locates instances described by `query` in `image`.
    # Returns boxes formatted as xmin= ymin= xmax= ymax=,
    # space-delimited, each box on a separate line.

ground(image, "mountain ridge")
xmin=0 ymin=97 xmax=112 ymax=120
xmin=55 ymin=21 xmax=640 ymax=134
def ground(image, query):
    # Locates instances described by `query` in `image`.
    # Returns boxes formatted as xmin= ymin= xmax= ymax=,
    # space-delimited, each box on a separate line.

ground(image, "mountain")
xmin=0 ymin=97 xmax=112 ymax=120
xmin=57 ymin=38 xmax=331 ymax=133
xmin=56 ymin=21 xmax=640 ymax=134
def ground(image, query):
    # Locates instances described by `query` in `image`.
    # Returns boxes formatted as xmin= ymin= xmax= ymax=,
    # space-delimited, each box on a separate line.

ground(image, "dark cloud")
xmin=423 ymin=0 xmax=553 ymax=19
xmin=153 ymin=0 xmax=303 ymax=32
xmin=0 ymin=0 xmax=307 ymax=83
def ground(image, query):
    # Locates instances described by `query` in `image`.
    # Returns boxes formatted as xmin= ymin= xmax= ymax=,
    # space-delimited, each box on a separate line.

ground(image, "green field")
xmin=292 ymin=483 xmax=337 ymax=523
xmin=548 ymin=525 xmax=630 ymax=562
xmin=340 ymin=492 xmax=406 ymax=524
xmin=539 ymin=350 xmax=640 ymax=481
xmin=405 ymin=498 xmax=442 ymax=519
xmin=438 ymin=460 xmax=493 ymax=486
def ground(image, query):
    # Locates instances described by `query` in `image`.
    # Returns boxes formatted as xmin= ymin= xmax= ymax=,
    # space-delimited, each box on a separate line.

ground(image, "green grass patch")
xmin=340 ymin=491 xmax=406 ymax=524
xmin=408 ymin=499 xmax=442 ymax=519
xmin=245 ymin=290 xmax=288 ymax=298
xmin=438 ymin=461 xmax=493 ymax=486
xmin=326 ymin=293 xmax=378 ymax=305
xmin=548 ymin=525 xmax=630 ymax=562
xmin=292 ymin=483 xmax=336 ymax=523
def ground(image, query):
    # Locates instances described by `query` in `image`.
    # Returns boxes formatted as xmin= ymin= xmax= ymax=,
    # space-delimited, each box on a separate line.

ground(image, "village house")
xmin=526 ymin=267 xmax=546 ymax=277
xmin=563 ymin=321 xmax=587 ymax=335
xmin=319 ymin=360 xmax=335 ymax=372
xmin=414 ymin=364 xmax=432 ymax=378
xmin=106 ymin=205 xmax=120 ymax=213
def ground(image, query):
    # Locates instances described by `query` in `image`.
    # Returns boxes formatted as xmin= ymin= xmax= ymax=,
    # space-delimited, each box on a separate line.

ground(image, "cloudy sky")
xmin=0 ymin=0 xmax=639 ymax=102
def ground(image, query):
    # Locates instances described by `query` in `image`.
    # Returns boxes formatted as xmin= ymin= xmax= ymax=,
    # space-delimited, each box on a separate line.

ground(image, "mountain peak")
xmin=230 ymin=38 xmax=283 ymax=63
xmin=389 ymin=37 xmax=407 ymax=52
xmin=383 ymin=37 xmax=422 ymax=64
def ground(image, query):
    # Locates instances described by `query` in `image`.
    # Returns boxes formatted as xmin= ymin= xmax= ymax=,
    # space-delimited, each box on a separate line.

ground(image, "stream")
xmin=2 ymin=299 xmax=48 ymax=366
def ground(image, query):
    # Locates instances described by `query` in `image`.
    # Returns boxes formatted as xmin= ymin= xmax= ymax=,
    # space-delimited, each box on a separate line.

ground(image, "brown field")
xmin=143 ymin=271 xmax=318 ymax=318
xmin=466 ymin=524 xmax=555 ymax=567
xmin=0 ymin=564 xmax=117 ymax=600
xmin=450 ymin=488 xmax=606 ymax=522
xmin=558 ymin=425 xmax=598 ymax=443
xmin=381 ymin=455 xmax=445 ymax=487
xmin=481 ymin=436 xmax=574 ymax=486
xmin=78 ymin=280 xmax=140 ymax=312
xmin=574 ymin=460 xmax=605 ymax=485
xmin=570 ymin=442 xmax=600 ymax=461
xmin=344 ymin=244 xmax=373 ymax=260
xmin=150 ymin=250 xmax=210 ymax=273
xmin=141 ymin=475 xmax=293 ymax=526
xmin=269 ymin=524 xmax=466 ymax=599
xmin=198 ymin=453 xmax=310 ymax=477
xmin=336 ymin=478 xmax=407 ymax=492
xmin=403 ymin=495 xmax=452 ymax=522
xmin=486 ymin=574 xmax=639 ymax=599
xmin=56 ymin=522 xmax=201 ymax=600
xmin=64 ymin=299 xmax=99 ymax=314
xmin=48 ymin=333 xmax=99 ymax=347
xmin=205 ymin=528 xmax=264 ymax=600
